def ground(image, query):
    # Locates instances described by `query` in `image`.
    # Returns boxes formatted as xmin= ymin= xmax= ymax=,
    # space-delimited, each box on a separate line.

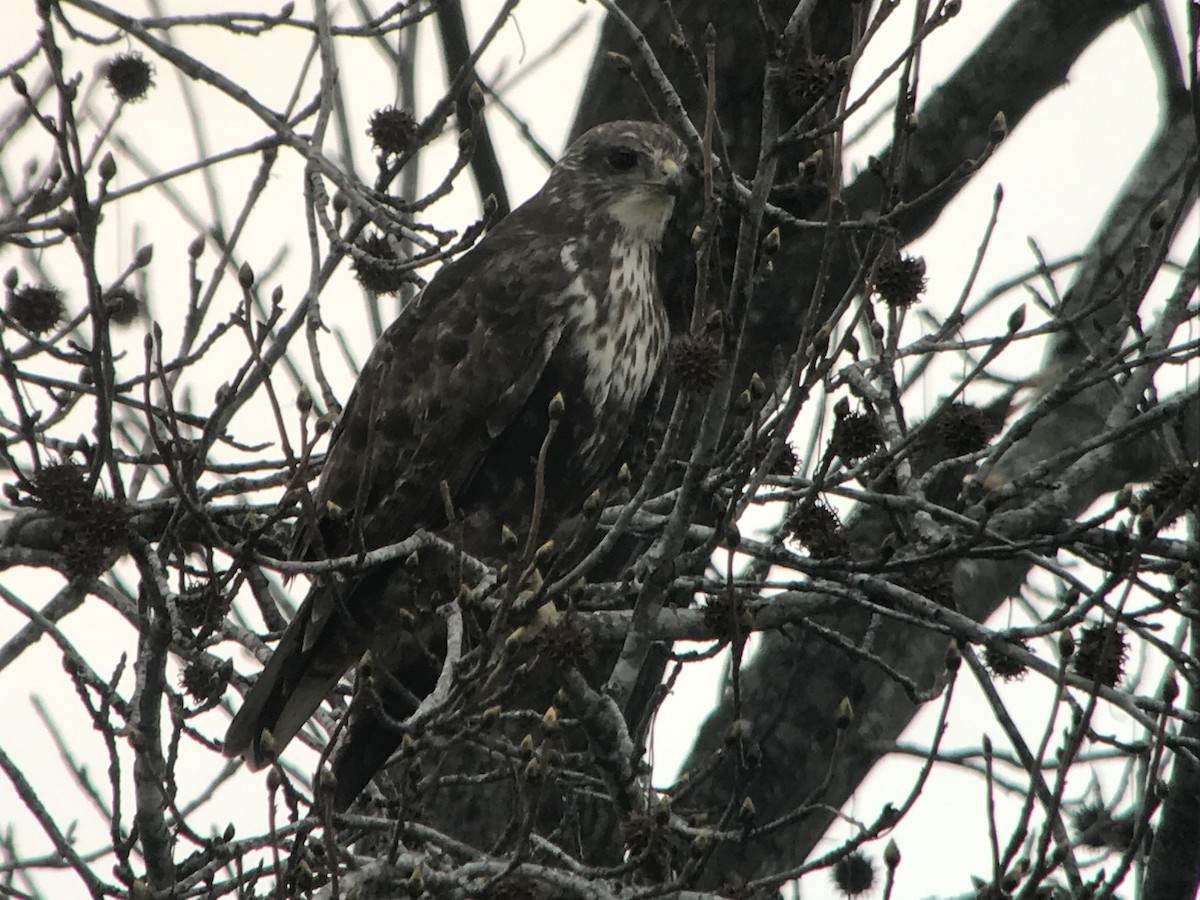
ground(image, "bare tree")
xmin=0 ymin=1 xmax=1197 ymax=898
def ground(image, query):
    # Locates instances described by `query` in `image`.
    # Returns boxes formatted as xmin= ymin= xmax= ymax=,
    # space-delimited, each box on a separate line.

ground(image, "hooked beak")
xmin=661 ymin=158 xmax=682 ymax=198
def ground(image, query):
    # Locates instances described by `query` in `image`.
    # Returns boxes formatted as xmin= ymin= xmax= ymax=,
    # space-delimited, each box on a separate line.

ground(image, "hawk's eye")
xmin=606 ymin=146 xmax=639 ymax=172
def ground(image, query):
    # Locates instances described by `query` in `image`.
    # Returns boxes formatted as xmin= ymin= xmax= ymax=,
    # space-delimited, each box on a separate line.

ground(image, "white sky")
xmin=0 ymin=1 xmax=1195 ymax=898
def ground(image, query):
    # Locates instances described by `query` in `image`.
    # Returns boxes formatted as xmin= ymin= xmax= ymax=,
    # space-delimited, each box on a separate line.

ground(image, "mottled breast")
xmin=556 ymin=235 xmax=667 ymax=462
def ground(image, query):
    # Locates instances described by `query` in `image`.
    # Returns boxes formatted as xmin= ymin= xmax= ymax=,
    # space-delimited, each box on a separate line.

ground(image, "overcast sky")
xmin=0 ymin=2 xmax=1195 ymax=897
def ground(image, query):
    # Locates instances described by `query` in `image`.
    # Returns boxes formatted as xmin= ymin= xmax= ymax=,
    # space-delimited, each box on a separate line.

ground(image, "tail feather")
xmin=225 ymin=564 xmax=448 ymax=808
xmin=224 ymin=586 xmax=365 ymax=769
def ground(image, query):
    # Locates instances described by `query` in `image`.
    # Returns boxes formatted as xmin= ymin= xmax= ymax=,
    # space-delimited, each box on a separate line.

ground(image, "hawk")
xmin=224 ymin=120 xmax=686 ymax=809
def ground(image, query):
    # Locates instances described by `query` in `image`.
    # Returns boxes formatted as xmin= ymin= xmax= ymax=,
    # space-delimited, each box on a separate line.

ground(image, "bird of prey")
xmin=224 ymin=120 xmax=686 ymax=808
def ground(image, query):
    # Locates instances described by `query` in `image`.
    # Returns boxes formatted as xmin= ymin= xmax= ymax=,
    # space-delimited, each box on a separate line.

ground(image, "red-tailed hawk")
xmin=224 ymin=120 xmax=686 ymax=808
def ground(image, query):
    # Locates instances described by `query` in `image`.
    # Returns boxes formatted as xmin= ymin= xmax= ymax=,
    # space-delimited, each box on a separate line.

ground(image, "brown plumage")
xmin=223 ymin=121 xmax=686 ymax=809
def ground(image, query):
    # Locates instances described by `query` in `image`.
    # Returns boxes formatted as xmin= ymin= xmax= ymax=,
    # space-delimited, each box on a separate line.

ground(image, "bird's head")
xmin=547 ymin=120 xmax=687 ymax=243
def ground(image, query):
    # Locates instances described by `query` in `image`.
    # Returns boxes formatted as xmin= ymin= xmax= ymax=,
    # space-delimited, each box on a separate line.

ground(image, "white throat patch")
xmin=606 ymin=188 xmax=676 ymax=244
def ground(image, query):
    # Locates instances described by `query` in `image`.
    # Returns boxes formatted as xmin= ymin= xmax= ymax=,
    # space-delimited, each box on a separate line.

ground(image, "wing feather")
xmin=226 ymin=228 xmax=573 ymax=767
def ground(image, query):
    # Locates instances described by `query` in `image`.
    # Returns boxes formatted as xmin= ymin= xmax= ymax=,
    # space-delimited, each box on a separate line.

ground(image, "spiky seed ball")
xmin=873 ymin=252 xmax=927 ymax=308
xmin=772 ymin=442 xmax=799 ymax=476
xmin=27 ymin=463 xmax=91 ymax=515
xmin=539 ymin=616 xmax=593 ymax=668
xmin=701 ymin=593 xmax=754 ymax=639
xmin=103 ymin=52 xmax=155 ymax=102
xmin=831 ymin=850 xmax=876 ymax=899
xmin=985 ymin=638 xmax=1029 ymax=681
xmin=180 ymin=656 xmax=230 ymax=706
xmin=84 ymin=496 xmax=132 ymax=545
xmin=893 ymin=563 xmax=956 ymax=609
xmin=62 ymin=537 xmax=111 ymax=580
xmin=785 ymin=500 xmax=851 ymax=559
xmin=935 ymin=402 xmax=996 ymax=456
xmin=784 ymin=53 xmax=841 ymax=110
xmin=368 ymin=105 xmax=418 ymax=155
xmin=176 ymin=587 xmax=210 ymax=631
xmin=622 ymin=811 xmax=663 ymax=857
xmin=57 ymin=491 xmax=131 ymax=579
xmin=1072 ymin=802 xmax=1136 ymax=850
xmin=351 ymin=233 xmax=410 ymax=295
xmin=1073 ymin=623 xmax=1128 ymax=687
xmin=670 ymin=333 xmax=723 ymax=390
xmin=7 ymin=283 xmax=65 ymax=334
xmin=1139 ymin=464 xmax=1200 ymax=527
xmin=103 ymin=287 xmax=140 ymax=325
xmin=830 ymin=408 xmax=882 ymax=461
xmin=754 ymin=440 xmax=798 ymax=476
xmin=177 ymin=581 xmax=230 ymax=630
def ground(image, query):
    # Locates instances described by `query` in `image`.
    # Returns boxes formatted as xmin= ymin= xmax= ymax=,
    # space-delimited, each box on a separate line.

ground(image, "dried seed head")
xmin=25 ymin=463 xmax=90 ymax=515
xmin=893 ymin=562 xmax=956 ymax=608
xmin=351 ymin=232 xmax=409 ymax=295
xmin=103 ymin=287 xmax=140 ymax=325
xmin=7 ymin=283 xmax=65 ymax=334
xmin=538 ymin=615 xmax=593 ymax=666
xmin=1138 ymin=464 xmax=1199 ymax=528
xmin=1073 ymin=623 xmax=1128 ymax=687
xmin=367 ymin=105 xmax=418 ymax=156
xmin=177 ymin=580 xmax=229 ymax=630
xmin=785 ymin=499 xmax=850 ymax=558
xmin=832 ymin=850 xmax=876 ymax=899
xmin=1072 ymin=802 xmax=1136 ymax=850
xmin=702 ymin=593 xmax=753 ymax=638
xmin=760 ymin=440 xmax=798 ymax=476
xmin=933 ymin=402 xmax=998 ymax=456
xmin=669 ymin=333 xmax=724 ymax=391
xmin=873 ymin=252 xmax=927 ymax=309
xmin=179 ymin=655 xmax=230 ymax=705
xmin=62 ymin=535 xmax=112 ymax=580
xmin=830 ymin=406 xmax=883 ymax=461
xmin=103 ymin=52 xmax=155 ymax=102
xmin=984 ymin=638 xmax=1029 ymax=681
xmin=784 ymin=52 xmax=842 ymax=110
